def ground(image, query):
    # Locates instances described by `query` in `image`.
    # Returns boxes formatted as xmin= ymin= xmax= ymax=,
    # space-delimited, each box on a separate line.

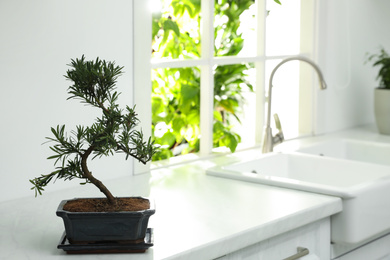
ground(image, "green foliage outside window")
xmin=151 ymin=0 xmax=280 ymax=161
xmin=152 ymin=67 xmax=201 ymax=159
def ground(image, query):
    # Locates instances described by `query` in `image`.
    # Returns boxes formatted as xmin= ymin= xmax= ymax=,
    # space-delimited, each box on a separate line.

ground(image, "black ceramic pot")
xmin=56 ymin=197 xmax=155 ymax=244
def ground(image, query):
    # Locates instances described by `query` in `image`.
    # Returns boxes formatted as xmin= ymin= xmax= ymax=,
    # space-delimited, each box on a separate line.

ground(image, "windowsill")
xmin=150 ymin=133 xmax=315 ymax=171
xmin=151 ymin=143 xmax=262 ymax=171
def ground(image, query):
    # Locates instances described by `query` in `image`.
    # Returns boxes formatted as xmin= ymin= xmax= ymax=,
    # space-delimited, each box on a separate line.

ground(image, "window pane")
xmin=266 ymin=60 xmax=299 ymax=139
xmin=266 ymin=0 xmax=300 ymax=56
xmin=151 ymin=67 xmax=200 ymax=161
xmin=214 ymin=63 xmax=255 ymax=152
xmin=214 ymin=0 xmax=256 ymax=57
xmin=151 ymin=0 xmax=201 ymax=60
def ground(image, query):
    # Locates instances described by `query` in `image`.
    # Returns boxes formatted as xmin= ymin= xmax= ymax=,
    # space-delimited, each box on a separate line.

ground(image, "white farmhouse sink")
xmin=296 ymin=139 xmax=390 ymax=166
xmin=207 ymin=152 xmax=390 ymax=244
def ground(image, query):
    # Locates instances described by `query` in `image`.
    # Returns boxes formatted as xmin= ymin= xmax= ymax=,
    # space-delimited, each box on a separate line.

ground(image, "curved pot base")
xmin=57 ymin=228 xmax=154 ymax=254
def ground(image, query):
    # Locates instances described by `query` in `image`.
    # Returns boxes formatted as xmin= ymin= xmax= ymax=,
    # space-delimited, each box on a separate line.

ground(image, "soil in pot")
xmin=63 ymin=197 xmax=150 ymax=212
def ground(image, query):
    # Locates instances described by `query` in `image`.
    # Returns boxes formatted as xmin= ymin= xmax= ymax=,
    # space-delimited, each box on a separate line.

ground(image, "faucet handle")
xmin=274 ymin=113 xmax=282 ymax=132
xmin=273 ymin=113 xmax=284 ymax=145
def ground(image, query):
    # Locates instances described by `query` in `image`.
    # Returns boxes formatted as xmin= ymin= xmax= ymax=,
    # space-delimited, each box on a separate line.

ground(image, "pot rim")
xmin=56 ymin=196 xmax=155 ymax=215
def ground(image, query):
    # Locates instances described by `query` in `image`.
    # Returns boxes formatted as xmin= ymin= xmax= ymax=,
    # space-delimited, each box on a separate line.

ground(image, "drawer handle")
xmin=283 ymin=247 xmax=310 ymax=260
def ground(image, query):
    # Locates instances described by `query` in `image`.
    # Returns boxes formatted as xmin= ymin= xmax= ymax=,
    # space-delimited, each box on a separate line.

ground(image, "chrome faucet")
xmin=261 ymin=56 xmax=327 ymax=153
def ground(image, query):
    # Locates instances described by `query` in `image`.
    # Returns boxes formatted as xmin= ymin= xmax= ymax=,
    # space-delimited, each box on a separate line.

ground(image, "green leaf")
xmin=214 ymin=110 xmax=223 ymax=122
xmin=172 ymin=116 xmax=186 ymax=133
xmin=218 ymin=98 xmax=239 ymax=113
xmin=152 ymin=20 xmax=161 ymax=40
xmin=152 ymin=96 xmax=165 ymax=115
xmin=163 ymin=20 xmax=180 ymax=37
xmin=186 ymin=109 xmax=200 ymax=125
xmin=222 ymin=133 xmax=238 ymax=153
xmin=181 ymin=84 xmax=199 ymax=103
xmin=213 ymin=121 xmax=225 ymax=133
xmin=159 ymin=132 xmax=176 ymax=147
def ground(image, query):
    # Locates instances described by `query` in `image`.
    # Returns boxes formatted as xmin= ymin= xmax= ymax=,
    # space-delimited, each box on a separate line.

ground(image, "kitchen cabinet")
xmin=216 ymin=218 xmax=330 ymax=260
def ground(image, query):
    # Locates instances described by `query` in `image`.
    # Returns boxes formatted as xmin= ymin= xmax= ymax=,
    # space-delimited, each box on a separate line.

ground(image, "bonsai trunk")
xmin=81 ymin=146 xmax=116 ymax=205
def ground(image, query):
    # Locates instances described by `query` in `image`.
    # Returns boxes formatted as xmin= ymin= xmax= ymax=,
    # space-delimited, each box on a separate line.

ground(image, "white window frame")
xmin=132 ymin=0 xmax=318 ymax=173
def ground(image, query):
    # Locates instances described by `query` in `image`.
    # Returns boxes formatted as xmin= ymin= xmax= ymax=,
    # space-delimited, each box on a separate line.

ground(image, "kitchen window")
xmin=133 ymin=0 xmax=318 ymax=168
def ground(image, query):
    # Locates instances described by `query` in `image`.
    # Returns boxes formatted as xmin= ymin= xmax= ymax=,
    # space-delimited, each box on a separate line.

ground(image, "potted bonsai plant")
xmin=366 ymin=48 xmax=390 ymax=135
xmin=30 ymin=55 xmax=157 ymax=253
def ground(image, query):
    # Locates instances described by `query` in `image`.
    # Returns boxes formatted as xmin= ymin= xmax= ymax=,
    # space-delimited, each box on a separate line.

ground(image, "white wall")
xmin=316 ymin=0 xmax=390 ymax=133
xmin=0 ymin=0 xmax=134 ymax=202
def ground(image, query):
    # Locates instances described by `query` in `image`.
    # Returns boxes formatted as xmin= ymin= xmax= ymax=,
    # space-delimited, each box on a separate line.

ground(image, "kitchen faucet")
xmin=261 ymin=56 xmax=327 ymax=153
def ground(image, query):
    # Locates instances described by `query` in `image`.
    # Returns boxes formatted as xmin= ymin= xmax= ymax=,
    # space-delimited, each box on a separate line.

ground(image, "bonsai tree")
xmin=30 ymin=55 xmax=157 ymax=205
xmin=366 ymin=47 xmax=390 ymax=89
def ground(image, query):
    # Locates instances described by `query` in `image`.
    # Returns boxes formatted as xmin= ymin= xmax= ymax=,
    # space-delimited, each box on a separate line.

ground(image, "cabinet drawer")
xmin=216 ymin=218 xmax=330 ymax=260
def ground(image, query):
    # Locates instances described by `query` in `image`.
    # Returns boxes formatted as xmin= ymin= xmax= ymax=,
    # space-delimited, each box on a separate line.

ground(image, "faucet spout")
xmin=261 ymin=56 xmax=327 ymax=153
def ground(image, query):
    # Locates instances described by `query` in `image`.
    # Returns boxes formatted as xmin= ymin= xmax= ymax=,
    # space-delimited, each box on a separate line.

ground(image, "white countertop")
xmin=5 ymin=125 xmax=386 ymax=259
xmin=0 ymin=155 xmax=341 ymax=260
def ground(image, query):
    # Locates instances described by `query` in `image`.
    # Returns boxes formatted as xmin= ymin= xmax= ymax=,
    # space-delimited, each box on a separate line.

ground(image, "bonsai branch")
xmin=81 ymin=146 xmax=116 ymax=205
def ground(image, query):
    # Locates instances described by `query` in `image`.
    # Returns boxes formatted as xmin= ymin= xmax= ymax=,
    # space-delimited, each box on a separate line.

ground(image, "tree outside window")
xmin=150 ymin=0 xmax=311 ymax=162
xmin=151 ymin=0 xmax=266 ymax=161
